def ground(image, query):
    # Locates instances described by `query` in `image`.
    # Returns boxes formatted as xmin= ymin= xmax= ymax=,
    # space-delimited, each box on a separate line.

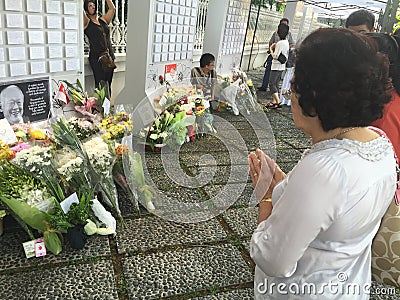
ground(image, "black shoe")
xmin=257 ymin=87 xmax=267 ymax=91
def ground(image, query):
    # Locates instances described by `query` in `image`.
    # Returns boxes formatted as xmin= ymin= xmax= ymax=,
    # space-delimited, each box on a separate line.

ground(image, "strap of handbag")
xmin=368 ymin=126 xmax=400 ymax=205
xmin=99 ymin=20 xmax=110 ymax=55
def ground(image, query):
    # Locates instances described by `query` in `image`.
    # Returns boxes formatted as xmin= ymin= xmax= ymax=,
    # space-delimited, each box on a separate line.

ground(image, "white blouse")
xmin=251 ymin=137 xmax=396 ymax=299
xmin=271 ymin=39 xmax=289 ymax=72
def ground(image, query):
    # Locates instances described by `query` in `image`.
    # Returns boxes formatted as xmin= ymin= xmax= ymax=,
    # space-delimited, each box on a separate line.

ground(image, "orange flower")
xmin=115 ymin=145 xmax=129 ymax=157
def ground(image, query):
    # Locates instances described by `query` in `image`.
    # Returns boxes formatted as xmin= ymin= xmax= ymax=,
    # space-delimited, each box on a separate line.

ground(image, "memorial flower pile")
xmin=0 ymin=115 xmax=129 ymax=255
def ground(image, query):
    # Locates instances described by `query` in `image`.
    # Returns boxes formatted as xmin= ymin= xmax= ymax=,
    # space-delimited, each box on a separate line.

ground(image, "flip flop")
xmin=264 ymin=102 xmax=276 ymax=108
xmin=270 ymin=102 xmax=282 ymax=109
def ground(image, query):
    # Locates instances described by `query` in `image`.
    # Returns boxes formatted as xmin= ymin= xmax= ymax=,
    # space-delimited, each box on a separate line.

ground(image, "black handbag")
xmin=277 ymin=53 xmax=287 ymax=64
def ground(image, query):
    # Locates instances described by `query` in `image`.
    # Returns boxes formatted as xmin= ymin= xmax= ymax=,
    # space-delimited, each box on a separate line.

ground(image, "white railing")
xmin=84 ymin=0 xmax=128 ymax=54
xmin=194 ymin=0 xmax=209 ymax=50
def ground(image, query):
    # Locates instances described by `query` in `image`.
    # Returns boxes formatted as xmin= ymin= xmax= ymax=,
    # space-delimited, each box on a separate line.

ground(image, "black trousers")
xmin=89 ymin=56 xmax=114 ymax=96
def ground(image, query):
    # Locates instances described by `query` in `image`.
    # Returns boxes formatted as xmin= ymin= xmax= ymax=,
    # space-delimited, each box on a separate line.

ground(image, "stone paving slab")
xmin=179 ymin=150 xmax=248 ymax=167
xmin=243 ymin=239 xmax=251 ymax=253
xmin=214 ymin=112 xmax=247 ymax=123
xmin=179 ymin=136 xmax=230 ymax=153
xmin=189 ymin=288 xmax=254 ymax=299
xmin=222 ymin=207 xmax=258 ymax=238
xmin=278 ymin=161 xmax=299 ymax=174
xmin=275 ymin=128 xmax=309 ymax=139
xmin=0 ymin=260 xmax=118 ymax=300
xmin=187 ymin=165 xmax=250 ymax=185
xmin=116 ymin=217 xmax=226 ymax=254
xmin=122 ymin=244 xmax=253 ymax=299
xmin=276 ymin=148 xmax=303 ymax=162
xmin=216 ymin=129 xmax=276 ymax=151
xmin=277 ymin=136 xmax=312 ymax=149
xmin=0 ymin=229 xmax=110 ymax=272
xmin=202 ymin=183 xmax=256 ymax=208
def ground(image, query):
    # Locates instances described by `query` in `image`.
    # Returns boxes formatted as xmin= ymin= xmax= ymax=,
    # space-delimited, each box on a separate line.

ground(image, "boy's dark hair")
xmin=200 ymin=53 xmax=215 ymax=68
xmin=345 ymin=9 xmax=375 ymax=31
xmin=277 ymin=23 xmax=289 ymax=40
xmin=84 ymin=0 xmax=97 ymax=12
xmin=280 ymin=18 xmax=289 ymax=25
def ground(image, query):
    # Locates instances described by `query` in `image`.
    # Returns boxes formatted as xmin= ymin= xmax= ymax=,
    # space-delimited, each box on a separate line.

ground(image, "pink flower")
xmin=11 ymin=142 xmax=31 ymax=154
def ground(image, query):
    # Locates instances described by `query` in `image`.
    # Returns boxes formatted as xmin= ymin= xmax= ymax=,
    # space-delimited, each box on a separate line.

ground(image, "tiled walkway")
xmin=0 ymin=69 xmax=398 ymax=299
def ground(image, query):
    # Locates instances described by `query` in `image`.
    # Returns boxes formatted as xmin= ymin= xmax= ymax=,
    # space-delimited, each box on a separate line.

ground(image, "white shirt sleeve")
xmin=250 ymin=154 xmax=346 ymax=277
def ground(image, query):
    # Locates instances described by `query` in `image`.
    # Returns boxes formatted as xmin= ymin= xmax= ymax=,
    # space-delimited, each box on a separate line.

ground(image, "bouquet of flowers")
xmin=51 ymin=119 xmax=123 ymax=225
xmin=0 ymin=160 xmax=62 ymax=255
xmin=193 ymin=97 xmax=216 ymax=136
xmin=100 ymin=112 xmax=133 ymax=142
xmin=67 ymin=117 xmax=100 ymax=141
xmin=55 ymin=79 xmax=110 ymax=119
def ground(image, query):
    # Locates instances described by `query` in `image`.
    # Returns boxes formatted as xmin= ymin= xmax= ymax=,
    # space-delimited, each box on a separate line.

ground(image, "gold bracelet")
xmin=259 ymin=198 xmax=272 ymax=204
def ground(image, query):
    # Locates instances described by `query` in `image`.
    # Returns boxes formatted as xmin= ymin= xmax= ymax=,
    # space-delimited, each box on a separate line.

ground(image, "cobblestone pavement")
xmin=1 ymin=69 xmax=399 ymax=299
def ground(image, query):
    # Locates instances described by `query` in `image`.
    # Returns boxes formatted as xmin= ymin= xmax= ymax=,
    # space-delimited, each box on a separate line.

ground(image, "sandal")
xmin=271 ymin=102 xmax=282 ymax=109
xmin=264 ymin=102 xmax=276 ymax=108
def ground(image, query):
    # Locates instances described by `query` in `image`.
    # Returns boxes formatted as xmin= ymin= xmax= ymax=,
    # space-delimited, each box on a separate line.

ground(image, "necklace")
xmin=332 ymin=127 xmax=358 ymax=139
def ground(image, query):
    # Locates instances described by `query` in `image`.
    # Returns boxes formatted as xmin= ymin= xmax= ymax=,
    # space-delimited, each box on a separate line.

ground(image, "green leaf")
xmin=76 ymin=79 xmax=83 ymax=91
xmin=44 ymin=231 xmax=63 ymax=255
xmin=0 ymin=195 xmax=48 ymax=232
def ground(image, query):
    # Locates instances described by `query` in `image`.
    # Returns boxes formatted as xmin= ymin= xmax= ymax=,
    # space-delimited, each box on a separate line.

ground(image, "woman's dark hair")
xmin=84 ymin=0 xmax=97 ymax=12
xmin=292 ymin=28 xmax=391 ymax=131
xmin=364 ymin=32 xmax=400 ymax=94
xmin=200 ymin=53 xmax=215 ymax=68
xmin=277 ymin=23 xmax=289 ymax=40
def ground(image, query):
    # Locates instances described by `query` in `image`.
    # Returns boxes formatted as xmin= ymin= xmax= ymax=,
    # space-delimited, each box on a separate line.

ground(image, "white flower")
xmin=83 ymin=136 xmax=113 ymax=177
xmin=13 ymin=146 xmax=52 ymax=176
xmin=149 ymin=133 xmax=158 ymax=140
xmin=159 ymin=132 xmax=168 ymax=138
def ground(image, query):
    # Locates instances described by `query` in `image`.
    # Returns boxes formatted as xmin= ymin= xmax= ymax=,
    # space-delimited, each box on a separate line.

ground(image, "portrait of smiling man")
xmin=0 ymin=85 xmax=25 ymax=125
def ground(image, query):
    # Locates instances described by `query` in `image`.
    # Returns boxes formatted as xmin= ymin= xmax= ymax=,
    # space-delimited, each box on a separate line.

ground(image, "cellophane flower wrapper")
xmin=122 ymin=135 xmax=155 ymax=212
xmin=219 ymin=69 xmax=262 ymax=115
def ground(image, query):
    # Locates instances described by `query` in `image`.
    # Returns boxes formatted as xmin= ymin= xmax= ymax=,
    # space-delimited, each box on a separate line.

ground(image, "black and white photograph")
xmin=0 ymin=76 xmax=52 ymax=124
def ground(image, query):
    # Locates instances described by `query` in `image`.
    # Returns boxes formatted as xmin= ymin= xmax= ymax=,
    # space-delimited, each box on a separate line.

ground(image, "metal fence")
xmin=245 ymin=6 xmax=283 ymax=46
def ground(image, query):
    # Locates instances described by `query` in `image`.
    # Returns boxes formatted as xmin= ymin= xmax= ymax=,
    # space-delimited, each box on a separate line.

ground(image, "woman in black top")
xmin=83 ymin=0 xmax=116 ymax=95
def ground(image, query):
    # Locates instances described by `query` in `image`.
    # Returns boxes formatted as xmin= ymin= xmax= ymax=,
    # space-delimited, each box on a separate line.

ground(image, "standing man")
xmin=258 ymin=18 xmax=294 ymax=92
xmin=345 ymin=9 xmax=375 ymax=33
xmin=83 ymin=0 xmax=116 ymax=96
xmin=0 ymin=85 xmax=25 ymax=125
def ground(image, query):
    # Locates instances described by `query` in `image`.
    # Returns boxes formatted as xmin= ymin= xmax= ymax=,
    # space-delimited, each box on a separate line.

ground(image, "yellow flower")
xmin=28 ymin=129 xmax=47 ymax=140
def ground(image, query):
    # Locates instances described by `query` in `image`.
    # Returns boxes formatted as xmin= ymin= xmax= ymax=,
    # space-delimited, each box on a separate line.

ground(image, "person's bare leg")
xmin=272 ymin=92 xmax=280 ymax=104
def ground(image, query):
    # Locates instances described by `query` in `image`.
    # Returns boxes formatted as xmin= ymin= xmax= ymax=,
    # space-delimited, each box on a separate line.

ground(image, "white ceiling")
xmin=303 ymin=0 xmax=388 ymax=17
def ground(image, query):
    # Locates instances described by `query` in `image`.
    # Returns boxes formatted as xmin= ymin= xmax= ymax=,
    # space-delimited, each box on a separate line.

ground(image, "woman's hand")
xmin=248 ymin=149 xmax=286 ymax=200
